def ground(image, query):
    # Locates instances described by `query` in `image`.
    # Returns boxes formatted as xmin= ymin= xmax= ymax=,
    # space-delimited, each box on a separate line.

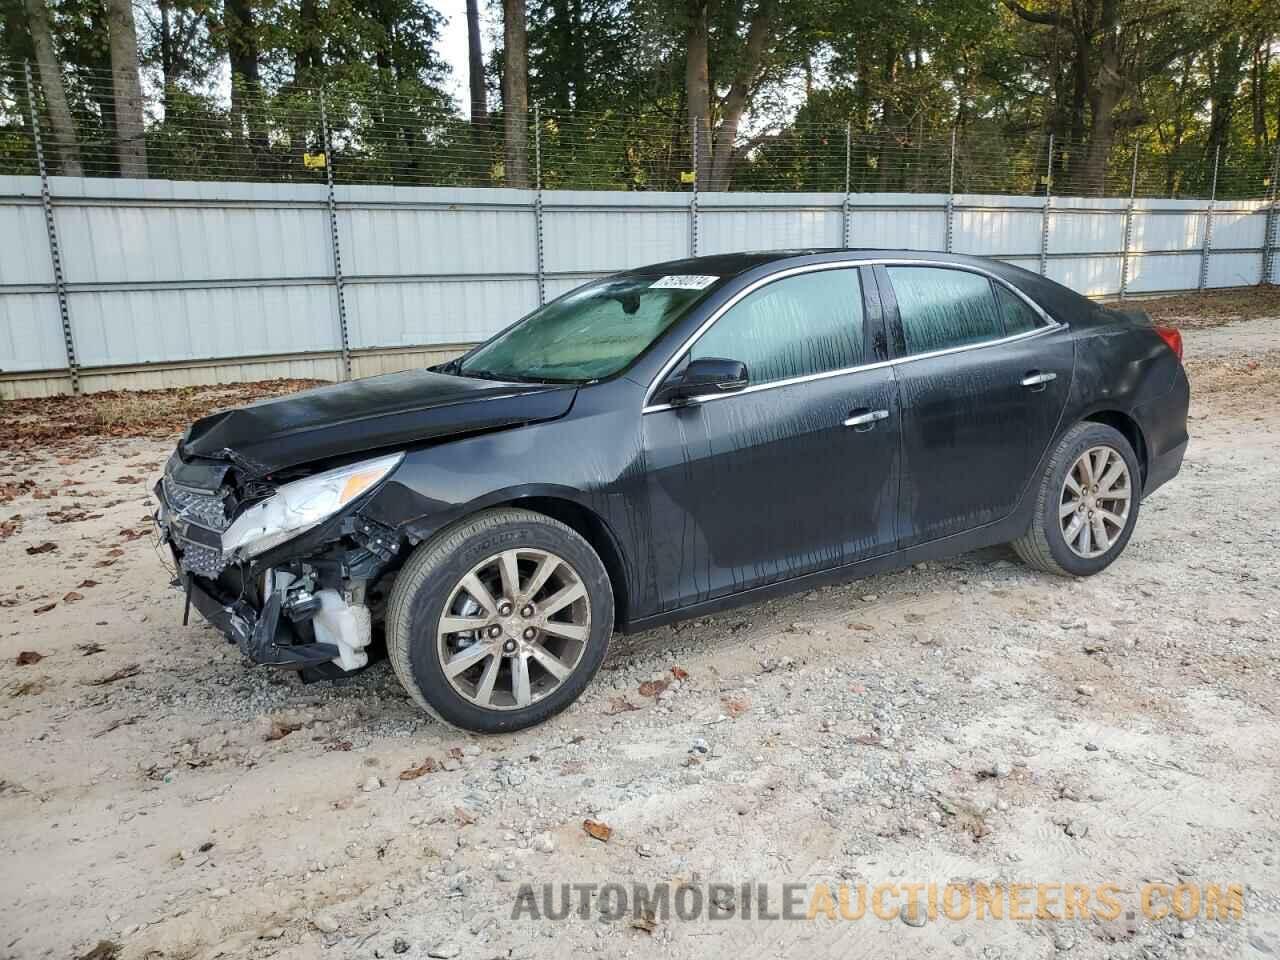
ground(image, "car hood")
xmin=179 ymin=369 xmax=577 ymax=478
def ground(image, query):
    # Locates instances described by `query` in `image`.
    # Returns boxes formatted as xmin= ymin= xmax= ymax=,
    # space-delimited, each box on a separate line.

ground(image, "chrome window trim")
xmin=641 ymin=257 xmax=1066 ymax=414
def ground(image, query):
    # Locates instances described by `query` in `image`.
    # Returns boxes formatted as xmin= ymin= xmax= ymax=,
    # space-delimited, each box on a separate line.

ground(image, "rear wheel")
xmin=387 ymin=508 xmax=613 ymax=732
xmin=1012 ymin=422 xmax=1141 ymax=577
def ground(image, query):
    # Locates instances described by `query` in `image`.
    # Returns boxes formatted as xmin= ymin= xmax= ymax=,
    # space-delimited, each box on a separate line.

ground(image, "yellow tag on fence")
xmin=679 ymin=171 xmax=695 ymax=184
xmin=303 ymin=152 xmax=327 ymax=170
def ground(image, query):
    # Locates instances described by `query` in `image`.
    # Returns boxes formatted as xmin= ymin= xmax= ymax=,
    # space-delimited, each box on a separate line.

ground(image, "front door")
xmin=642 ymin=265 xmax=902 ymax=614
xmin=876 ymin=264 xmax=1075 ymax=547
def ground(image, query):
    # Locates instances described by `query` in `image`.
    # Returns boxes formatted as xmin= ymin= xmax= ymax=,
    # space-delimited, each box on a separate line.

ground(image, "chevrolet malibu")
xmin=156 ymin=250 xmax=1189 ymax=732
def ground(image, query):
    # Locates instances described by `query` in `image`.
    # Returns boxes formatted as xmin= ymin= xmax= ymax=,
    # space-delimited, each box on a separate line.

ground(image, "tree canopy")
xmin=1 ymin=0 xmax=1277 ymax=197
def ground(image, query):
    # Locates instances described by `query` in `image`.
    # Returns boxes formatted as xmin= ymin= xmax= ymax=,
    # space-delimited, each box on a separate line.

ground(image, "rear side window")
xmin=689 ymin=268 xmax=864 ymax=385
xmin=886 ymin=266 xmax=1002 ymax=355
xmin=995 ymin=283 xmax=1044 ymax=335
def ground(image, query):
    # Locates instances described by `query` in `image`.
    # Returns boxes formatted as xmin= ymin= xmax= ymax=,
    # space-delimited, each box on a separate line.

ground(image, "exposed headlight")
xmin=221 ymin=453 xmax=403 ymax=560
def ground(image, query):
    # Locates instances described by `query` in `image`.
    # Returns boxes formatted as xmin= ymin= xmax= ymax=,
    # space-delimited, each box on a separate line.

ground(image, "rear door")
xmin=877 ymin=264 xmax=1074 ymax=547
xmin=641 ymin=265 xmax=901 ymax=612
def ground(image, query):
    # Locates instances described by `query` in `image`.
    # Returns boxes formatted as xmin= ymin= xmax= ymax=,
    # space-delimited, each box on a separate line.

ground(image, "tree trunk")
xmin=685 ymin=0 xmax=711 ymax=187
xmin=105 ymin=0 xmax=147 ymax=177
xmin=226 ymin=0 xmax=267 ymax=160
xmin=1205 ymin=35 xmax=1247 ymax=170
xmin=24 ymin=0 xmax=83 ymax=176
xmin=502 ymin=0 xmax=529 ymax=187
xmin=466 ymin=0 xmax=488 ymax=127
xmin=707 ymin=0 xmax=774 ymax=190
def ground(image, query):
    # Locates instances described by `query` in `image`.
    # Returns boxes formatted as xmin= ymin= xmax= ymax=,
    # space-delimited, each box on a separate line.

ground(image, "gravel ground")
xmin=1 ymin=317 xmax=1278 ymax=960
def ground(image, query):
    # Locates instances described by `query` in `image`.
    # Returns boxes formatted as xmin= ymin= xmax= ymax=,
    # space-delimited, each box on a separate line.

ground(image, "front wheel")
xmin=1012 ymin=422 xmax=1142 ymax=577
xmin=387 ymin=508 xmax=614 ymax=733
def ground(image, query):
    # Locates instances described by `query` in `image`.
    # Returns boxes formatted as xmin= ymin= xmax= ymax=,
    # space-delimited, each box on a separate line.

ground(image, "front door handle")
xmin=844 ymin=408 xmax=890 ymax=431
xmin=1021 ymin=371 xmax=1057 ymax=391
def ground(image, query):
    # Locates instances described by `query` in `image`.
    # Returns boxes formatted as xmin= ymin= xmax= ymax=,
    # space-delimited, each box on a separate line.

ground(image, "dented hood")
xmin=180 ymin=369 xmax=577 ymax=477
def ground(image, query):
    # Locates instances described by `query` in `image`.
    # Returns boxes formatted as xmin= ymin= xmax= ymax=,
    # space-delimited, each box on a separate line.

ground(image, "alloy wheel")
xmin=436 ymin=548 xmax=591 ymax=710
xmin=1059 ymin=445 xmax=1132 ymax=559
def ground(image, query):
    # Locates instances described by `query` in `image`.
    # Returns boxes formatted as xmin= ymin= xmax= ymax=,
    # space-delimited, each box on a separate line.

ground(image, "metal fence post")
xmin=318 ymin=90 xmax=352 ymax=381
xmin=1039 ymin=133 xmax=1053 ymax=277
xmin=1198 ymin=144 xmax=1220 ymax=291
xmin=24 ymin=61 xmax=80 ymax=395
xmin=689 ymin=117 xmax=700 ymax=257
xmin=533 ymin=103 xmax=546 ymax=306
xmin=1118 ymin=146 xmax=1138 ymax=300
xmin=945 ymin=128 xmax=956 ymax=254
xmin=842 ymin=120 xmax=851 ymax=248
xmin=1261 ymin=145 xmax=1279 ymax=286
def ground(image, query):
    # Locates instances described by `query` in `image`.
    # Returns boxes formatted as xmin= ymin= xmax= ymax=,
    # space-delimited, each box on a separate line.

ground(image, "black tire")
xmin=387 ymin=507 xmax=613 ymax=733
xmin=1012 ymin=422 xmax=1142 ymax=577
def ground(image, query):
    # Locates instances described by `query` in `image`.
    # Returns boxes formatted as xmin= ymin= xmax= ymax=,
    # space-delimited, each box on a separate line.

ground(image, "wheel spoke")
xmin=1063 ymin=513 xmax=1085 ymax=544
xmin=1096 ymin=461 xmax=1126 ymax=496
xmin=1063 ymin=472 xmax=1082 ymax=497
xmin=1091 ymin=513 xmax=1109 ymax=549
xmin=440 ymin=615 xmax=489 ymax=635
xmin=460 ymin=573 xmax=498 ymax=616
xmin=529 ymin=645 xmax=573 ymax=680
xmin=498 ymin=550 xmax=521 ymax=602
xmin=474 ymin=655 xmax=501 ymax=705
xmin=1097 ymin=507 xmax=1126 ymax=529
xmin=1059 ymin=498 xmax=1080 ymax=519
xmin=1077 ymin=453 xmax=1094 ymax=488
xmin=1102 ymin=485 xmax=1131 ymax=502
xmin=523 ymin=554 xmax=559 ymax=599
xmin=540 ymin=581 xmax=586 ymax=618
xmin=514 ymin=655 xmax=532 ymax=707
xmin=541 ymin=620 xmax=589 ymax=643
xmin=444 ymin=643 xmax=491 ymax=678
xmin=1078 ymin=519 xmax=1092 ymax=555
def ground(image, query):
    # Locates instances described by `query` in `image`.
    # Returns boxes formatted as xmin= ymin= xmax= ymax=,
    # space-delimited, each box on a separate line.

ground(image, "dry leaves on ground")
xmin=638 ymin=679 xmax=668 ymax=697
xmin=583 ymin=819 xmax=613 ymax=842
xmin=399 ymin=758 xmax=439 ymax=780
xmin=15 ymin=650 xmax=43 ymax=666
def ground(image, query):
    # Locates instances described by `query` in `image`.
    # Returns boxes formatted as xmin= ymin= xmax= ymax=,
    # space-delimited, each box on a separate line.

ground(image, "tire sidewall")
xmin=1040 ymin=424 xmax=1142 ymax=576
xmin=403 ymin=518 xmax=613 ymax=733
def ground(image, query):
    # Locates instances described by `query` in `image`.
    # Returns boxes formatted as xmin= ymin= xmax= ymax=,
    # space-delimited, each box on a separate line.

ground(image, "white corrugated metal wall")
xmin=0 ymin=175 xmax=1274 ymax=397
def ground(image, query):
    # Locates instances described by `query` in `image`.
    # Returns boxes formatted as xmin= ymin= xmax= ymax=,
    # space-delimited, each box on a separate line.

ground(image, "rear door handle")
xmin=844 ymin=408 xmax=890 ymax=430
xmin=1021 ymin=371 xmax=1057 ymax=391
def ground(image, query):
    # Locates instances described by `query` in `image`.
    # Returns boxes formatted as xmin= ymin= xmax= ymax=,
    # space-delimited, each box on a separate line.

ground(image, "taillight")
xmin=1154 ymin=325 xmax=1182 ymax=362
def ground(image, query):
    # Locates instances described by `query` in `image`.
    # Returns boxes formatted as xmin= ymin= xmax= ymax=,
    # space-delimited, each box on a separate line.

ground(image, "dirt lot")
xmin=2 ymin=305 xmax=1279 ymax=960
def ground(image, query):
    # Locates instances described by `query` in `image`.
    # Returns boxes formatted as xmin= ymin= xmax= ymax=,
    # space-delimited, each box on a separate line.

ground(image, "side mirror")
xmin=653 ymin=357 xmax=749 ymax=406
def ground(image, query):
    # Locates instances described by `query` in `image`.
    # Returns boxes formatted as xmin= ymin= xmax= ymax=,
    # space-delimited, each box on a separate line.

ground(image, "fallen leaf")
xmin=11 ymin=679 xmax=48 ymax=697
xmin=90 ymin=663 xmax=141 ymax=685
xmin=119 ymin=527 xmax=149 ymax=541
xmin=115 ymin=475 xmax=144 ymax=484
xmin=93 ymin=714 xmax=142 ymax=738
xmin=75 ymin=940 xmax=120 ymax=960
xmin=721 ymin=695 xmax=750 ymax=718
xmin=324 ymin=739 xmax=353 ymax=752
xmin=583 ymin=819 xmax=613 ymax=842
xmin=26 ymin=541 xmax=57 ymax=555
xmin=605 ymin=696 xmax=641 ymax=715
xmin=399 ymin=757 xmax=438 ymax=780
xmin=105 ymin=547 xmax=125 ymax=558
xmin=847 ymin=621 xmax=874 ymax=631
xmin=78 ymin=579 xmax=100 ymax=588
xmin=670 ymin=666 xmax=689 ymax=681
xmin=631 ymin=910 xmax=658 ymax=933
xmin=638 ymin=679 xmax=669 ymax=697
xmin=33 ymin=602 xmax=56 ymax=615
xmin=16 ymin=650 xmax=44 ymax=665
xmin=63 ymin=591 xmax=84 ymax=603
xmin=94 ymin=559 xmax=118 ymax=568
xmin=77 ymin=642 xmax=106 ymax=656
xmin=265 ymin=720 xmax=302 ymax=742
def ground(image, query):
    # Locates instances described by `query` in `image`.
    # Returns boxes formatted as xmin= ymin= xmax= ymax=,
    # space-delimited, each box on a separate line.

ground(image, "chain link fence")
xmin=3 ymin=62 xmax=1280 ymax=200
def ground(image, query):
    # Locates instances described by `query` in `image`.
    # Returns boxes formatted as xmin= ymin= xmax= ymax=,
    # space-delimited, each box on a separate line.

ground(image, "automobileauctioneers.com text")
xmin=512 ymin=881 xmax=1244 ymax=924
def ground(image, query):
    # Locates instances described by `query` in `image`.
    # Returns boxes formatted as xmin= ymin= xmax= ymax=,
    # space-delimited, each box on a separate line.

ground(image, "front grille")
xmin=177 ymin=541 xmax=227 ymax=579
xmin=162 ymin=475 xmax=231 ymax=532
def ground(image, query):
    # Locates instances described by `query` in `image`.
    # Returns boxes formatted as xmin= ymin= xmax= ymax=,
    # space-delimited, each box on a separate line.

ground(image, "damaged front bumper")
xmin=155 ymin=468 xmax=387 ymax=675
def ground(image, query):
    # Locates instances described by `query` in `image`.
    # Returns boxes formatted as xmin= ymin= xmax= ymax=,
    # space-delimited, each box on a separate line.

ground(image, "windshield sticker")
xmin=650 ymin=275 xmax=719 ymax=290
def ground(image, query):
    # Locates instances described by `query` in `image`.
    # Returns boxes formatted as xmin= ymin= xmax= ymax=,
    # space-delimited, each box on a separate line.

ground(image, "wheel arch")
xmin=495 ymin=495 xmax=632 ymax=628
xmin=1079 ymin=409 xmax=1149 ymax=486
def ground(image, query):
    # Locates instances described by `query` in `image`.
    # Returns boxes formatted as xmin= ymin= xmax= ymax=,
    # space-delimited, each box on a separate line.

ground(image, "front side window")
xmin=886 ymin=266 xmax=1003 ymax=356
xmin=460 ymin=276 xmax=715 ymax=383
xmin=688 ymin=268 xmax=864 ymax=386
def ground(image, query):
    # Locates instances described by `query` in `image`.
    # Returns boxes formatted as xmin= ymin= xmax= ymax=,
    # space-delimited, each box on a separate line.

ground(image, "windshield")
xmin=458 ymin=275 xmax=717 ymax=383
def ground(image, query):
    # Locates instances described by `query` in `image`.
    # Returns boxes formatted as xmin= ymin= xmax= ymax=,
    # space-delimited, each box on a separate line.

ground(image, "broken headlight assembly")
xmin=221 ymin=453 xmax=403 ymax=561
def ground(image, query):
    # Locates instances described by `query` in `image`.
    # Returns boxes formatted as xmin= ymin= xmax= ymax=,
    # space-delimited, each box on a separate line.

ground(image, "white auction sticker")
xmin=650 ymin=275 xmax=719 ymax=290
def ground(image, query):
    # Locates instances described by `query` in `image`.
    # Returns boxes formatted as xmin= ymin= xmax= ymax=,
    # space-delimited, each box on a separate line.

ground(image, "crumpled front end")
xmin=155 ymin=451 xmax=398 ymax=675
